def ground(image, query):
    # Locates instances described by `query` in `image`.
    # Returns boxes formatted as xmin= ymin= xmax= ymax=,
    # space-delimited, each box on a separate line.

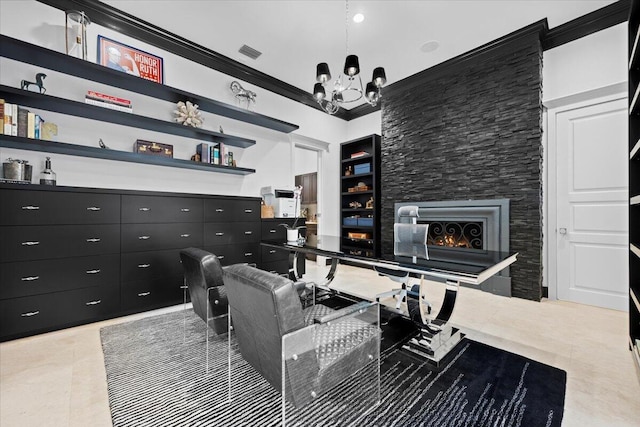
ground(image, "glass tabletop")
xmin=261 ymin=235 xmax=517 ymax=284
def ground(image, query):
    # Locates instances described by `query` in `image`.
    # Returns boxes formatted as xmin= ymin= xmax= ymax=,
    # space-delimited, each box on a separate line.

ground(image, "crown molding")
xmin=36 ymin=0 xmax=629 ymax=122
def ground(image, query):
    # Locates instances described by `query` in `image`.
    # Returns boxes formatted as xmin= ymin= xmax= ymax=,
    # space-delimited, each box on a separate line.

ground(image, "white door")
xmin=555 ymin=97 xmax=628 ymax=310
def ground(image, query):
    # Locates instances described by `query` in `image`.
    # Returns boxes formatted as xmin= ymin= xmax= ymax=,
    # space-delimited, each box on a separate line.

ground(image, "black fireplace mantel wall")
xmin=380 ymin=29 xmax=543 ymax=301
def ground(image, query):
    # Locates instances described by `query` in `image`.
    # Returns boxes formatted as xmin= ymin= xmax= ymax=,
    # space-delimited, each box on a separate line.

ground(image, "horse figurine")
xmin=230 ymin=80 xmax=256 ymax=107
xmin=21 ymin=73 xmax=47 ymax=94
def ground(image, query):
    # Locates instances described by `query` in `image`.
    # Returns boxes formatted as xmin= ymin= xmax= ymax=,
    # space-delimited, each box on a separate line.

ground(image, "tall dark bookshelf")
xmin=339 ymin=134 xmax=381 ymax=258
xmin=629 ymin=0 xmax=640 ymax=378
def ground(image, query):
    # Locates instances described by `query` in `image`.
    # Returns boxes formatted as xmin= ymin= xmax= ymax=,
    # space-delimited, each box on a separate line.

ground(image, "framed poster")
xmin=97 ymin=35 xmax=164 ymax=84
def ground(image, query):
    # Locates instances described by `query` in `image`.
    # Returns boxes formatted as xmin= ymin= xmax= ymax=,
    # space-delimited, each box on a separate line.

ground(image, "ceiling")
xmin=102 ymin=0 xmax=617 ymax=109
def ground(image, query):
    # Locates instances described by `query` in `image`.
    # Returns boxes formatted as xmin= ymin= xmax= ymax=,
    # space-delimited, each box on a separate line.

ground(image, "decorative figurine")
xmin=230 ymin=80 xmax=256 ymax=109
xmin=98 ymin=138 xmax=109 ymax=149
xmin=366 ymin=197 xmax=374 ymax=209
xmin=219 ymin=125 xmax=224 ymax=134
xmin=349 ymin=201 xmax=362 ymax=209
xmin=174 ymin=101 xmax=203 ymax=127
xmin=21 ymin=73 xmax=47 ymax=94
xmin=345 ymin=165 xmax=353 ymax=176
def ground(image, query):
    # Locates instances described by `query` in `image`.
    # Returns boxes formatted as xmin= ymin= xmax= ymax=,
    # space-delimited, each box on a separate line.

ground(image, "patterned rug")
xmin=101 ymin=308 xmax=566 ymax=427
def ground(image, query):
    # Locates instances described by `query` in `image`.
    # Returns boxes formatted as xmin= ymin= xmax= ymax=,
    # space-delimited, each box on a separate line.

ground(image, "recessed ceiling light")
xmin=353 ymin=13 xmax=365 ymax=23
xmin=420 ymin=40 xmax=440 ymax=53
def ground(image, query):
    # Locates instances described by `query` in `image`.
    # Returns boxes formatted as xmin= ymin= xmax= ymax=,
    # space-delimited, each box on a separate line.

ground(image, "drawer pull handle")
xmin=139 ymin=207 xmax=150 ymax=212
xmin=87 ymin=207 xmax=101 ymax=211
xmin=217 ymin=255 xmax=225 ymax=259
xmin=180 ymin=285 xmax=188 ymax=289
xmin=244 ymin=209 xmax=253 ymax=213
xmin=21 ymin=276 xmax=40 ymax=281
xmin=181 ymin=208 xmax=190 ymax=212
xmin=86 ymin=238 xmax=101 ymax=243
xmin=138 ymin=236 xmax=151 ymax=240
xmin=215 ymin=232 xmax=224 ymax=236
xmin=21 ymin=205 xmax=40 ymax=210
xmin=85 ymin=300 xmax=101 ymax=306
xmin=138 ymin=292 xmax=151 ymax=297
xmin=21 ymin=311 xmax=40 ymax=317
xmin=244 ymin=231 xmax=253 ymax=235
xmin=269 ymin=229 xmax=277 ymax=233
xmin=138 ymin=264 xmax=151 ymax=268
xmin=180 ymin=234 xmax=190 ymax=238
xmin=86 ymin=269 xmax=101 ymax=274
xmin=21 ymin=241 xmax=40 ymax=246
xmin=269 ymin=250 xmax=276 ymax=254
xmin=215 ymin=208 xmax=224 ymax=212
xmin=244 ymin=252 xmax=253 ymax=257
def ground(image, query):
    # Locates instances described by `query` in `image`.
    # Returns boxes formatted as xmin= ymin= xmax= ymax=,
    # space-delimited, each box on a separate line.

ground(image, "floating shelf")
xmin=0 ymin=135 xmax=255 ymax=175
xmin=0 ymin=85 xmax=256 ymax=148
xmin=0 ymin=34 xmax=299 ymax=134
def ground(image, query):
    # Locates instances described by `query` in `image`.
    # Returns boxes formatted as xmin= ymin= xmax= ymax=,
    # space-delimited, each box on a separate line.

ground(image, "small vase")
xmin=286 ymin=229 xmax=299 ymax=242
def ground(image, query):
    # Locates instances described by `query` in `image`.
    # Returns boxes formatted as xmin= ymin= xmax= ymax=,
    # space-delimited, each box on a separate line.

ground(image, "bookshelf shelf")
xmin=0 ymin=135 xmax=255 ymax=175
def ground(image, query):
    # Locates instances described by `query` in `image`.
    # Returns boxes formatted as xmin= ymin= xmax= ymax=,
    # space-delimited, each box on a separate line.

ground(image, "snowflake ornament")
xmin=174 ymin=101 xmax=203 ymax=127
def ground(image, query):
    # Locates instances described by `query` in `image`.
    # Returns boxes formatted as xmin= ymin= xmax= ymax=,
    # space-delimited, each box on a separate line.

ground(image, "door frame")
xmin=544 ymin=86 xmax=627 ymax=301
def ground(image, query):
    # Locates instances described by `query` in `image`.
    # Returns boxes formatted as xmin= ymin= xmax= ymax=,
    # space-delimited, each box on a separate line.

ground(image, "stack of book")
xmin=1 ymin=99 xmax=55 ymax=140
xmin=85 ymin=90 xmax=133 ymax=113
xmin=197 ymin=142 xmax=230 ymax=166
xmin=350 ymin=151 xmax=369 ymax=159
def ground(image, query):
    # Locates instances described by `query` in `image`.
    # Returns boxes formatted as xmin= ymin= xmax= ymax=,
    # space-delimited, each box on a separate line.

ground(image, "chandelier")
xmin=312 ymin=0 xmax=386 ymax=115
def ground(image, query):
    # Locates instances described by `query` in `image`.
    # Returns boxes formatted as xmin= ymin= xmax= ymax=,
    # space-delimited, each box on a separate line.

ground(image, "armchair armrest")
xmin=313 ymin=301 xmax=378 ymax=324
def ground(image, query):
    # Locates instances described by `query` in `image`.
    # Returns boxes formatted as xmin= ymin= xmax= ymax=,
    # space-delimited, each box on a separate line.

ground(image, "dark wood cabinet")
xmin=259 ymin=218 xmax=305 ymax=276
xmin=339 ymin=134 xmax=381 ymax=258
xmin=295 ymin=172 xmax=317 ymax=204
xmin=628 ymin=0 xmax=640 ymax=378
xmin=0 ymin=183 xmax=267 ymax=341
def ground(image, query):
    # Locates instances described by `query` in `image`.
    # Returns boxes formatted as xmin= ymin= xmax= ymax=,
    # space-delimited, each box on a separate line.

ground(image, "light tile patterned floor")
xmin=1 ymin=262 xmax=639 ymax=426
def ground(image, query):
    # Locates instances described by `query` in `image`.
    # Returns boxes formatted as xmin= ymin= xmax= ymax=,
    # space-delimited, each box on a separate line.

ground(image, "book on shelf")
xmin=197 ymin=142 xmax=211 ymax=163
xmin=0 ymin=99 xmax=4 ymax=135
xmin=3 ymin=102 xmax=11 ymax=135
xmin=210 ymin=143 xmax=221 ymax=165
xmin=11 ymin=103 xmax=17 ymax=136
xmin=17 ymin=106 xmax=29 ymax=138
xmin=350 ymin=151 xmax=369 ymax=158
xmin=85 ymin=97 xmax=133 ymax=113
xmin=86 ymin=90 xmax=132 ymax=107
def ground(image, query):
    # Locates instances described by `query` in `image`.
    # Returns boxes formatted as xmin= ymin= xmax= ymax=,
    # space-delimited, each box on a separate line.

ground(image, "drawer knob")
xmin=21 ymin=241 xmax=40 ymax=246
xmin=86 ymin=238 xmax=101 ymax=243
xmin=215 ymin=208 xmax=224 ymax=212
xmin=138 ymin=264 xmax=151 ymax=268
xmin=269 ymin=250 xmax=276 ymax=254
xmin=86 ymin=269 xmax=101 ymax=274
xmin=138 ymin=236 xmax=151 ymax=240
xmin=180 ymin=234 xmax=190 ymax=238
xmin=85 ymin=300 xmax=102 ymax=306
xmin=244 ymin=231 xmax=253 ymax=235
xmin=181 ymin=208 xmax=190 ymax=212
xmin=269 ymin=229 xmax=277 ymax=233
xmin=215 ymin=232 xmax=224 ymax=236
xmin=138 ymin=292 xmax=151 ymax=297
xmin=21 ymin=276 xmax=40 ymax=281
xmin=139 ymin=207 xmax=150 ymax=212
xmin=244 ymin=252 xmax=253 ymax=257
xmin=244 ymin=209 xmax=253 ymax=213
xmin=87 ymin=207 xmax=101 ymax=211
xmin=21 ymin=205 xmax=39 ymax=210
xmin=21 ymin=310 xmax=40 ymax=317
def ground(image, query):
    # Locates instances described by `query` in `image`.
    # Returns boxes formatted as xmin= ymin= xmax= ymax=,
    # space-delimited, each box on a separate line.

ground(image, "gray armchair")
xmin=223 ymin=263 xmax=380 ymax=419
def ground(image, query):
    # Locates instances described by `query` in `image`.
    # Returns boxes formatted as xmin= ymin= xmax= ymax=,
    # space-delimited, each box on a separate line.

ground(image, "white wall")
xmin=294 ymin=146 xmax=318 ymax=175
xmin=346 ymin=110 xmax=382 ymax=141
xmin=0 ymin=0 xmax=350 ymax=233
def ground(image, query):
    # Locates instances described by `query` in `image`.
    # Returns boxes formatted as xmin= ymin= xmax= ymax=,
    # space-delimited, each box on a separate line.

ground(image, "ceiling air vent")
xmin=239 ymin=44 xmax=262 ymax=60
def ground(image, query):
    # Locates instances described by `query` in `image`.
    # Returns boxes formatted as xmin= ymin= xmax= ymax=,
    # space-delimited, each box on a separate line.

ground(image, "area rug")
xmin=100 ymin=309 xmax=566 ymax=427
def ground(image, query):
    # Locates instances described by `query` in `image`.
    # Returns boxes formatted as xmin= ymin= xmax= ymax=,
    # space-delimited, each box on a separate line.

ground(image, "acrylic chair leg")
xmin=182 ymin=278 xmax=187 ymax=343
xmin=228 ymin=309 xmax=232 ymax=403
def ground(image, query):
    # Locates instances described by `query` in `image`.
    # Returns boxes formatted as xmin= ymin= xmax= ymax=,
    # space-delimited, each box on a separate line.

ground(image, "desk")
xmin=261 ymin=235 xmax=517 ymax=363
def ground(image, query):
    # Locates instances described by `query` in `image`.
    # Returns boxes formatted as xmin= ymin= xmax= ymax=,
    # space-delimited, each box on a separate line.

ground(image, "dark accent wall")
xmin=380 ymin=31 xmax=543 ymax=301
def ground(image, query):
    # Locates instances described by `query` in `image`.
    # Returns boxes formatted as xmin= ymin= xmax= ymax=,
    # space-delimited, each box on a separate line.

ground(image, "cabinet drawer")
xmin=204 ymin=243 xmax=260 ymax=266
xmin=261 ymin=222 xmax=288 ymax=240
xmin=204 ymin=199 xmax=260 ymax=222
xmin=261 ymin=245 xmax=289 ymax=263
xmin=121 ymin=249 xmax=183 ymax=281
xmin=121 ymin=223 xmax=202 ymax=252
xmin=0 ymin=190 xmax=120 ymax=225
xmin=121 ymin=195 xmax=203 ymax=223
xmin=259 ymin=260 xmax=290 ymax=276
xmin=0 ymin=225 xmax=120 ymax=262
xmin=0 ymin=286 xmax=119 ymax=338
xmin=121 ymin=275 xmax=184 ymax=312
xmin=204 ymin=222 xmax=260 ymax=246
xmin=0 ymin=254 xmax=119 ymax=299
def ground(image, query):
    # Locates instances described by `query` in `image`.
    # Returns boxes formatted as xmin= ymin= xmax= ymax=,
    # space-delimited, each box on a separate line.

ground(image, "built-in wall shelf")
xmin=0 ymin=135 xmax=255 ymax=175
xmin=342 ymin=208 xmax=375 ymax=213
xmin=0 ymin=85 xmax=255 ymax=148
xmin=631 ymin=139 xmax=640 ymax=160
xmin=341 ymin=191 xmax=373 ymax=196
xmin=341 ymin=154 xmax=374 ymax=163
xmin=0 ymin=34 xmax=299 ymax=134
xmin=631 ymin=25 xmax=640 ymax=70
xmin=632 ymin=289 xmax=640 ymax=314
xmin=342 ymin=173 xmax=373 ymax=180
xmin=631 ymin=85 xmax=640 ymax=116
xmin=632 ymin=243 xmax=640 ymax=259
xmin=632 ymin=195 xmax=640 ymax=205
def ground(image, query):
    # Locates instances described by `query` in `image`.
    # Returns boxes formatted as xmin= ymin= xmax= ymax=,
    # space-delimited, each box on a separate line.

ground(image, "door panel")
xmin=556 ymin=98 xmax=628 ymax=310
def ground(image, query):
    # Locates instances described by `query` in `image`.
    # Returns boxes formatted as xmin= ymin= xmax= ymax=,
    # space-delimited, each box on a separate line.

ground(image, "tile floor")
xmin=1 ymin=262 xmax=639 ymax=426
